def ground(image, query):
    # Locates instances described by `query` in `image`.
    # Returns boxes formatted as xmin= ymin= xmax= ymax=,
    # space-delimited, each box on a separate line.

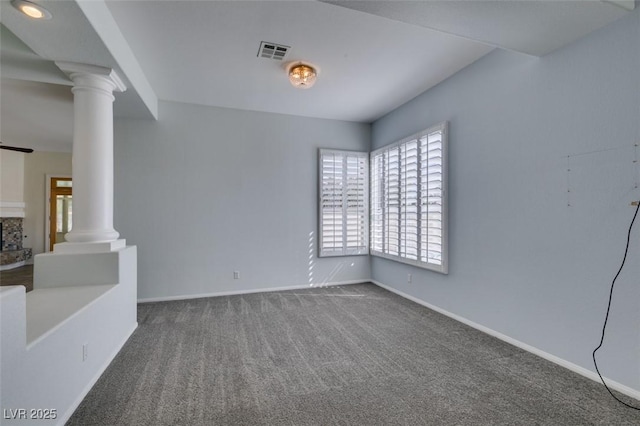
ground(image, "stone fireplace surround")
xmin=0 ymin=217 xmax=32 ymax=270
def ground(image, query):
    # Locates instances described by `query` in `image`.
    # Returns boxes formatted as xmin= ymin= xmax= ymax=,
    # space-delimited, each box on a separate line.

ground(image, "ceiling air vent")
xmin=258 ymin=41 xmax=290 ymax=61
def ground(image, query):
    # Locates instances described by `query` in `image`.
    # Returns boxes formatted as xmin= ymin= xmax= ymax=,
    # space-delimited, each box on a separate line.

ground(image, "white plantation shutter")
xmin=370 ymin=122 xmax=448 ymax=273
xmin=320 ymin=152 xmax=344 ymax=254
xmin=319 ymin=149 xmax=369 ymax=257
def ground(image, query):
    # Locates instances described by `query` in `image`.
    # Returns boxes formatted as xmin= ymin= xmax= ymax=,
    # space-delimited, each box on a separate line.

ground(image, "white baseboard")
xmin=370 ymin=280 xmax=640 ymax=402
xmin=57 ymin=322 xmax=138 ymax=426
xmin=137 ymin=280 xmax=368 ymax=303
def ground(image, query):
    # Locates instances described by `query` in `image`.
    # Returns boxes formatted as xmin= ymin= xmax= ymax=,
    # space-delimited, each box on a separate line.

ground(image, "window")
xmin=319 ymin=149 xmax=369 ymax=257
xmin=370 ymin=122 xmax=448 ymax=273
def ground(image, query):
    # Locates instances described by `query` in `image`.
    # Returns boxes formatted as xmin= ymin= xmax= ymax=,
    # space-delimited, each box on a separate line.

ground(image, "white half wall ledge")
xmin=0 ymin=246 xmax=138 ymax=426
xmin=34 ymin=248 xmax=127 ymax=289
xmin=370 ymin=280 xmax=640 ymax=402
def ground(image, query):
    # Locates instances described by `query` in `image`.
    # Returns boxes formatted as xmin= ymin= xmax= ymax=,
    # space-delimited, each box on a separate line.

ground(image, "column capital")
xmin=55 ymin=61 xmax=127 ymax=93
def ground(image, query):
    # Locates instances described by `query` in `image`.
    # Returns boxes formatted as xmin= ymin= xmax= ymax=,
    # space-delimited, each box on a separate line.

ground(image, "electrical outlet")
xmin=407 ymin=273 xmax=412 ymax=283
xmin=82 ymin=343 xmax=88 ymax=362
xmin=233 ymin=271 xmax=240 ymax=280
xmin=632 ymin=201 xmax=639 ymax=206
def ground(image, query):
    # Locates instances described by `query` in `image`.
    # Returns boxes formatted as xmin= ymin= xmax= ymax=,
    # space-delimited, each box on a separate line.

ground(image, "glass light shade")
xmin=289 ymin=64 xmax=317 ymax=89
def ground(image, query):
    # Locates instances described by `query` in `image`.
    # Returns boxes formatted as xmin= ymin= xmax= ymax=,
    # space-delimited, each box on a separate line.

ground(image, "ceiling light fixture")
xmin=11 ymin=0 xmax=52 ymax=20
xmin=288 ymin=62 xmax=318 ymax=89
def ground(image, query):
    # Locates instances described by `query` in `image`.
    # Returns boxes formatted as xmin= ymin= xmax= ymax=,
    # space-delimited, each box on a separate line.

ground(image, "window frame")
xmin=318 ymin=149 xmax=370 ymax=257
xmin=369 ymin=122 xmax=449 ymax=274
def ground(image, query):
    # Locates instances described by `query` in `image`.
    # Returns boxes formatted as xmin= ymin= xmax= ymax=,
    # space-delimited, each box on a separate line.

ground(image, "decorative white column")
xmin=54 ymin=62 xmax=126 ymax=253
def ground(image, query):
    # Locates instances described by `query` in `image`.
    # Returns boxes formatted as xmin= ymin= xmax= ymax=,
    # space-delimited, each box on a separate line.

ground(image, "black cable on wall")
xmin=592 ymin=200 xmax=640 ymax=411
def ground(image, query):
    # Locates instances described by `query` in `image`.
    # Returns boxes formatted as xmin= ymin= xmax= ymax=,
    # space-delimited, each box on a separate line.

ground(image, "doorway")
xmin=49 ymin=177 xmax=72 ymax=251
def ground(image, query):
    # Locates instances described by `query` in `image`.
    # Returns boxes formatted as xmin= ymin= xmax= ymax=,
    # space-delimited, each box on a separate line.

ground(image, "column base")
xmin=54 ymin=239 xmax=126 ymax=254
xmin=65 ymin=228 xmax=120 ymax=243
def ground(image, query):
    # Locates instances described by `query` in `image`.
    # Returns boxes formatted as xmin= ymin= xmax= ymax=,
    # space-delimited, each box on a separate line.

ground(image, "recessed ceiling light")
xmin=11 ymin=0 xmax=52 ymax=20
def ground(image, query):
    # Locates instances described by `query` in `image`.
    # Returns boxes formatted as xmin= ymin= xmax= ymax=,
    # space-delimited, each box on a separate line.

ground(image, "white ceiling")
xmin=1 ymin=78 xmax=73 ymax=152
xmin=324 ymin=0 xmax=635 ymax=56
xmin=0 ymin=0 xmax=634 ymax=152
xmin=103 ymin=0 xmax=492 ymax=123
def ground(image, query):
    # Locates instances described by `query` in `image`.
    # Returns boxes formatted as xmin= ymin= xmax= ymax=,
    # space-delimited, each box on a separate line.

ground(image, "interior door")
xmin=49 ymin=177 xmax=72 ymax=251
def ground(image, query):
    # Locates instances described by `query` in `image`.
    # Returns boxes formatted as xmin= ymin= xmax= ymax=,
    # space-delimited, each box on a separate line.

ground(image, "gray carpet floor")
xmin=68 ymin=283 xmax=640 ymax=425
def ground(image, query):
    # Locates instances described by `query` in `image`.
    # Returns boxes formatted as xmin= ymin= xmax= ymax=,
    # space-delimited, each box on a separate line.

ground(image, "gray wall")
xmin=115 ymin=101 xmax=371 ymax=300
xmin=371 ymin=10 xmax=640 ymax=390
